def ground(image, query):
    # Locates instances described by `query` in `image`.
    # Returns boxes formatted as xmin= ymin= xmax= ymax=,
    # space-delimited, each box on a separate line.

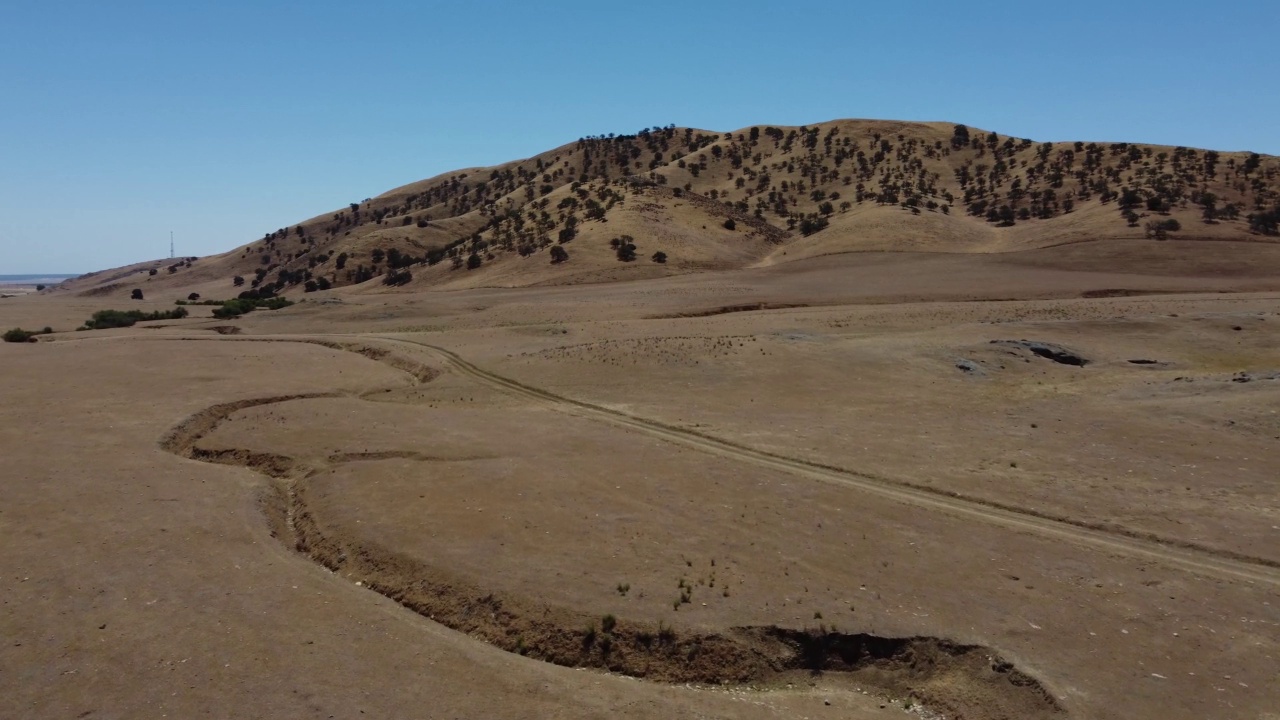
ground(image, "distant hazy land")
xmin=0 ymin=274 xmax=77 ymax=283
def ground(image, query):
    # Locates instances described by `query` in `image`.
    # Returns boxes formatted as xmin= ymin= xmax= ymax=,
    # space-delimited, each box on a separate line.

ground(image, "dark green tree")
xmin=1199 ymin=192 xmax=1218 ymax=222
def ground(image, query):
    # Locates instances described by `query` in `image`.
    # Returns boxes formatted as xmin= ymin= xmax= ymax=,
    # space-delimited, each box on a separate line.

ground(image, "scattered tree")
xmin=1199 ymin=192 xmax=1218 ymax=222
xmin=798 ymin=217 xmax=829 ymax=235
xmin=549 ymin=245 xmax=569 ymax=264
xmin=1247 ymin=205 xmax=1280 ymax=235
xmin=651 ymin=251 xmax=667 ymax=263
xmin=130 ymin=289 xmax=144 ymax=300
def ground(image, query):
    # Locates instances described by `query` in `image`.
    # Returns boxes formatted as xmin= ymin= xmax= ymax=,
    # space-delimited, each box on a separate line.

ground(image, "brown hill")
xmin=53 ymin=119 xmax=1280 ymax=300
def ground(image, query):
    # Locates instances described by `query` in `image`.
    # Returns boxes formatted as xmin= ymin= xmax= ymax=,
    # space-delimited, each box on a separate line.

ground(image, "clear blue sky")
xmin=2 ymin=0 xmax=1277 ymax=274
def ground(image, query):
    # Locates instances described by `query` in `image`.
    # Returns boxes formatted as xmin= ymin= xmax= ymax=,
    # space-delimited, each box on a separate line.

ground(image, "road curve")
xmin=367 ymin=334 xmax=1280 ymax=589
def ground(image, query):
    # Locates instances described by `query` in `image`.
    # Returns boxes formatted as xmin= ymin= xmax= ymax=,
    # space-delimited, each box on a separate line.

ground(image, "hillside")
xmin=52 ymin=119 xmax=1280 ymax=299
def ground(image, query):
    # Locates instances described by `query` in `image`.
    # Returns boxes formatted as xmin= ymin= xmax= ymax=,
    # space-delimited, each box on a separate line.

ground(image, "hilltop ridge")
xmin=53 ymin=119 xmax=1280 ymax=299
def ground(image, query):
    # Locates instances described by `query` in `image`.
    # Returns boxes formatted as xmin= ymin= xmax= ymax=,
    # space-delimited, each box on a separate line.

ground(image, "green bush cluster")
xmin=4 ymin=327 xmax=52 ymax=343
xmin=83 ymin=307 xmax=188 ymax=330
xmin=211 ymin=296 xmax=294 ymax=319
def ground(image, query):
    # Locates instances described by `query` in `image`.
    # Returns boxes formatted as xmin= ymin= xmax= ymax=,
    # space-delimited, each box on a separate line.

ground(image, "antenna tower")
xmin=170 ymin=231 xmax=174 ymax=259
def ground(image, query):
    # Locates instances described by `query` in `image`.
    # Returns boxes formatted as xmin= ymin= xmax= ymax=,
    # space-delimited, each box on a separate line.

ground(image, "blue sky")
xmin=2 ymin=0 xmax=1277 ymax=273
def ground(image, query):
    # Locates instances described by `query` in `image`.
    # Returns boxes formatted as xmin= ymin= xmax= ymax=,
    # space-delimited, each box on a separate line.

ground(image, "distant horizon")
xmin=0 ymin=273 xmax=81 ymax=281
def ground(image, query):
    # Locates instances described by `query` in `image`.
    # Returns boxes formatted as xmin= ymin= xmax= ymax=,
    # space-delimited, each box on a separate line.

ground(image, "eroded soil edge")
xmin=157 ymin=339 xmax=1064 ymax=720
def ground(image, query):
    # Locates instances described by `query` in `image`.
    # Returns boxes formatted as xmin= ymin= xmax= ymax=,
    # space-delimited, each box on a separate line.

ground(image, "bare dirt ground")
xmin=3 ymin=251 xmax=1278 ymax=719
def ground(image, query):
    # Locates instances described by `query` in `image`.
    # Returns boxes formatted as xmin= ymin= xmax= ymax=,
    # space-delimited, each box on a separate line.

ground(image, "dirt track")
xmin=372 ymin=335 xmax=1280 ymax=587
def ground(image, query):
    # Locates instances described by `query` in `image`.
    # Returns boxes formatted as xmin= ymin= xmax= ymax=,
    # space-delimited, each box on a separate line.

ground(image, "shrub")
xmin=383 ymin=269 xmax=412 ymax=286
xmin=1146 ymin=218 xmax=1182 ymax=239
xmin=3 ymin=328 xmax=37 ymax=343
xmin=722 ymin=218 xmax=736 ymax=230
xmin=83 ymin=307 xmax=188 ymax=330
xmin=211 ymin=296 xmax=294 ymax=319
xmin=651 ymin=251 xmax=667 ymax=263
xmin=212 ymin=300 xmax=250 ymax=319
xmin=35 ymin=284 xmax=45 ymax=292
xmin=130 ymin=289 xmax=144 ymax=300
xmin=188 ymin=293 xmax=200 ymax=301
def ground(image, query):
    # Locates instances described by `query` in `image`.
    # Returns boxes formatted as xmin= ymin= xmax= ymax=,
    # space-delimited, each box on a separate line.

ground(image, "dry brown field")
xmin=3 ymin=247 xmax=1279 ymax=720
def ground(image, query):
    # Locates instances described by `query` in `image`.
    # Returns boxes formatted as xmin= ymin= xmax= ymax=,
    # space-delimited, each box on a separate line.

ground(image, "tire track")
xmin=370 ymin=335 xmax=1280 ymax=588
